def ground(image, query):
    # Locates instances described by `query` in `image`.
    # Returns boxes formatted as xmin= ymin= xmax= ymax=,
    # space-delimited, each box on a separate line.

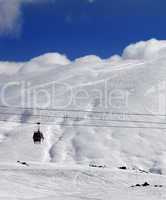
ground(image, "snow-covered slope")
xmin=0 ymin=39 xmax=166 ymax=175
xmin=0 ymin=163 xmax=166 ymax=200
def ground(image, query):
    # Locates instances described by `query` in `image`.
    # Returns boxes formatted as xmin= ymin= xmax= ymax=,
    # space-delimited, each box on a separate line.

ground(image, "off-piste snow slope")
xmin=0 ymin=39 xmax=166 ymax=199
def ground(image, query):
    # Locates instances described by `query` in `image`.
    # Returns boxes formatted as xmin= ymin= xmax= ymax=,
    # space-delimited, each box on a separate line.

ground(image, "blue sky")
xmin=0 ymin=0 xmax=166 ymax=61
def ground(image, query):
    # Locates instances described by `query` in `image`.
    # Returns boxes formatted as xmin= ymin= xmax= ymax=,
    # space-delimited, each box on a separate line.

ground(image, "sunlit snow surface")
xmin=0 ymin=163 xmax=166 ymax=200
xmin=1 ymin=39 xmax=166 ymax=199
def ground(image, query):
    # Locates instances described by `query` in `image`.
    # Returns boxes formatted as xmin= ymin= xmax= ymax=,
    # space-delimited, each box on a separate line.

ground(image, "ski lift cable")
xmin=0 ymin=105 xmax=166 ymax=117
xmin=0 ymin=111 xmax=166 ymax=125
xmin=0 ymin=118 xmax=166 ymax=130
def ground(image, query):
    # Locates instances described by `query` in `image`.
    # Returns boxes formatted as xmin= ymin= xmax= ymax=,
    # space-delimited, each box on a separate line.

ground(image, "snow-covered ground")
xmin=0 ymin=39 xmax=166 ymax=199
xmin=0 ymin=162 xmax=166 ymax=200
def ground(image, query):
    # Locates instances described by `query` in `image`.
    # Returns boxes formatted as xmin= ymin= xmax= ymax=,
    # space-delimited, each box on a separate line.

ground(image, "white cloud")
xmin=31 ymin=53 xmax=70 ymax=66
xmin=0 ymin=0 xmax=52 ymax=36
xmin=122 ymin=39 xmax=166 ymax=60
xmin=75 ymin=55 xmax=102 ymax=64
xmin=0 ymin=0 xmax=21 ymax=36
xmin=0 ymin=52 xmax=71 ymax=75
xmin=20 ymin=52 xmax=71 ymax=74
xmin=0 ymin=0 xmax=96 ymax=36
xmin=0 ymin=61 xmax=23 ymax=75
xmin=1 ymin=39 xmax=166 ymax=75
